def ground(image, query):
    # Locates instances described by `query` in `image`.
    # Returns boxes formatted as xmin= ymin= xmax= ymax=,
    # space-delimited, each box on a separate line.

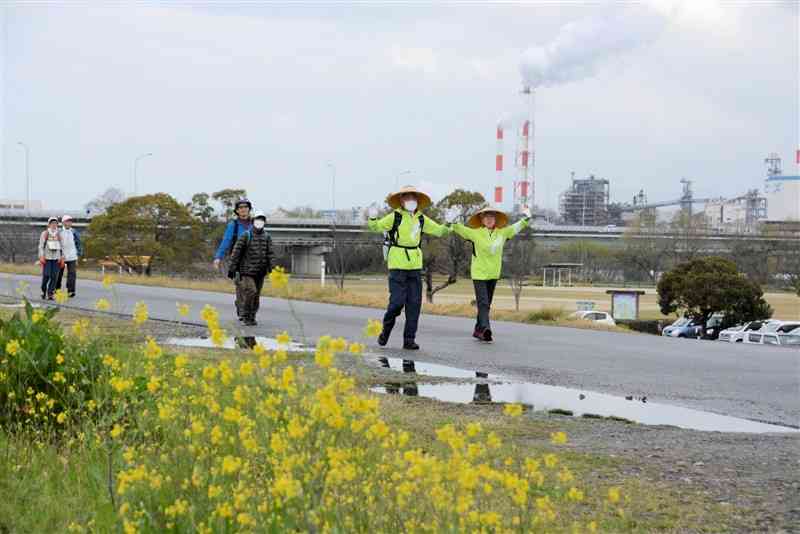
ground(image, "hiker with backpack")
xmin=56 ymin=214 xmax=82 ymax=297
xmin=227 ymin=211 xmax=273 ymax=326
xmin=213 ymin=198 xmax=254 ymax=321
xmin=38 ymin=217 xmax=65 ymax=300
xmin=450 ymin=205 xmax=530 ymax=342
xmin=367 ymin=186 xmax=450 ymax=350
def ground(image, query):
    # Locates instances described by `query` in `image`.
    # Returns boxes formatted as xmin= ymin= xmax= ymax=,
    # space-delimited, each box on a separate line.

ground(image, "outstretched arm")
xmin=421 ymin=215 xmax=451 ymax=238
xmin=366 ymin=211 xmax=396 ymax=233
xmin=501 ymin=217 xmax=530 ymax=239
xmin=450 ymin=223 xmax=478 ymax=241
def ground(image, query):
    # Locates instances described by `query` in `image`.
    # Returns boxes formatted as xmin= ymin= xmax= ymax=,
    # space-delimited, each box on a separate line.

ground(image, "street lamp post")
xmin=133 ymin=152 xmax=153 ymax=196
xmin=327 ymin=162 xmax=336 ymax=214
xmin=16 ymin=142 xmax=30 ymax=216
xmin=395 ymin=169 xmax=412 ymax=190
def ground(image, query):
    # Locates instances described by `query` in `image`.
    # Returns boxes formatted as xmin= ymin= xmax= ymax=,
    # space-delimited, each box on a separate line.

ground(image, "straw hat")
xmin=467 ymin=206 xmax=509 ymax=229
xmin=386 ymin=185 xmax=432 ymax=210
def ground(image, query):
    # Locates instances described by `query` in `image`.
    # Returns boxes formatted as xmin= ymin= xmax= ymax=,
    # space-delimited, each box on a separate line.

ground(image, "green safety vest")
xmin=452 ymin=218 xmax=530 ymax=280
xmin=367 ymin=209 xmax=450 ymax=270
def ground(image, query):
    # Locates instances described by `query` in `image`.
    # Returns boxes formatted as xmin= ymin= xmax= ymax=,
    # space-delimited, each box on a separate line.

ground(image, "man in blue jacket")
xmin=213 ymin=198 xmax=253 ymax=321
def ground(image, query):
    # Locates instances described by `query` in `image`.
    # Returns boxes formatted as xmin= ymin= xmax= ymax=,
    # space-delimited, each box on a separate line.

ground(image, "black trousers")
xmin=56 ymin=260 xmax=77 ymax=294
xmin=383 ymin=269 xmax=422 ymax=342
xmin=41 ymin=260 xmax=60 ymax=297
xmin=473 ymin=279 xmax=498 ymax=332
xmin=237 ymin=274 xmax=265 ymax=320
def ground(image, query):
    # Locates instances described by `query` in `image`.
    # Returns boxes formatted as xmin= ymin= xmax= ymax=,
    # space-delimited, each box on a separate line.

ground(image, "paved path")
xmin=3 ymin=273 xmax=798 ymax=427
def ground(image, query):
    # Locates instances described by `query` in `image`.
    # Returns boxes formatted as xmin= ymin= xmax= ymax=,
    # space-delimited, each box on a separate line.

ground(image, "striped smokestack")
xmin=495 ymin=124 xmax=504 ymax=203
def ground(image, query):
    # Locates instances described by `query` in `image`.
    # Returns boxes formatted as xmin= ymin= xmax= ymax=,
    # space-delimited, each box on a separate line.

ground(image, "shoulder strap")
xmin=388 ymin=211 xmax=402 ymax=245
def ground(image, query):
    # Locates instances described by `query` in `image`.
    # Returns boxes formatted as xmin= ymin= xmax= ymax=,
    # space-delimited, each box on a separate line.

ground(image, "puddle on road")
xmin=372 ymin=360 xmax=799 ymax=434
xmin=376 ymin=356 xmax=491 ymax=379
xmin=164 ymin=336 xmax=305 ymax=352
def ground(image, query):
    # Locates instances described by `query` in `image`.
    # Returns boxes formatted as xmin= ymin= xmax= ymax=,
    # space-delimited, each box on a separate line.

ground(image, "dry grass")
xmin=3 ymin=262 xmax=797 ymax=325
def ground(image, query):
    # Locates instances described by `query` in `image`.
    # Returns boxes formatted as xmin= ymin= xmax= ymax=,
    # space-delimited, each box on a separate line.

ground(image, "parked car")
xmin=779 ymin=333 xmax=800 ymax=347
xmin=747 ymin=332 xmax=800 ymax=347
xmin=569 ymin=310 xmax=616 ymax=327
xmin=718 ymin=321 xmax=767 ymax=343
xmin=743 ymin=321 xmax=800 ymax=344
xmin=661 ymin=317 xmax=703 ymax=338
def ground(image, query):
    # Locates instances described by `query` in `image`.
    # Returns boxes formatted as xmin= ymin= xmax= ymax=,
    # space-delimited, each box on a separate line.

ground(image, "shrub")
xmin=525 ymin=307 xmax=565 ymax=322
xmin=0 ymin=301 xmax=108 ymax=428
xmin=616 ymin=319 xmax=665 ymax=335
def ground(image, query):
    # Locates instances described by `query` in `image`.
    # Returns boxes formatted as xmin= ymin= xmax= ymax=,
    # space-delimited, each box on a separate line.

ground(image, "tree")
xmin=85 ymin=188 xmax=126 ymax=215
xmin=186 ymin=193 xmax=217 ymax=223
xmin=503 ymin=237 xmax=536 ymax=311
xmin=657 ymin=256 xmax=772 ymax=335
xmin=84 ymin=193 xmax=205 ymax=275
xmin=620 ymin=214 xmax=675 ymax=284
xmin=420 ymin=190 xmax=486 ymax=303
xmin=211 ymin=188 xmax=248 ymax=214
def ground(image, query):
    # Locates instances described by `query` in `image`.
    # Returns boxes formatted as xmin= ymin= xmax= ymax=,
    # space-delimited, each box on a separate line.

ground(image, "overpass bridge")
xmin=2 ymin=211 xmax=798 ymax=275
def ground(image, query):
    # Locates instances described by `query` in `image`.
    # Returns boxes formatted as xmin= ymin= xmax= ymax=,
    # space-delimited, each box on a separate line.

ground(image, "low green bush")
xmin=0 ymin=301 xmax=109 ymax=428
xmin=525 ymin=307 xmax=565 ymax=322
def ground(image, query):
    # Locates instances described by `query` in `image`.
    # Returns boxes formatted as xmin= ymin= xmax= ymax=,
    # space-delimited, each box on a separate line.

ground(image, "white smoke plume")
xmin=519 ymin=3 xmax=671 ymax=88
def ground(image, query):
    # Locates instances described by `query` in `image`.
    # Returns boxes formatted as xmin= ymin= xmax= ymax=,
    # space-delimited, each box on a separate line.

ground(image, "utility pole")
xmin=17 ymin=141 xmax=29 ymax=216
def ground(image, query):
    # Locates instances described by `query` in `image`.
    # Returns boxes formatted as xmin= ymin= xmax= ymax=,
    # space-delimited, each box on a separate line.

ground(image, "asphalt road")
xmin=3 ymin=273 xmax=798 ymax=427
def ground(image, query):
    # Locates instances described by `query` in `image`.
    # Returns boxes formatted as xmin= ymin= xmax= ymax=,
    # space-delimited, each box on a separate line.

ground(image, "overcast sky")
xmin=1 ymin=1 xmax=797 ymax=213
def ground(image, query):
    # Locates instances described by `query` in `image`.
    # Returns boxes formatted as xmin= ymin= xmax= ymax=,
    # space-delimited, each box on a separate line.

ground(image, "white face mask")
xmin=253 ymin=220 xmax=265 ymax=230
xmin=403 ymin=199 xmax=418 ymax=212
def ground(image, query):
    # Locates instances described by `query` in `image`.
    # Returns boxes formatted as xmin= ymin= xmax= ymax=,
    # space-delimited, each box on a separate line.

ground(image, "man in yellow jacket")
xmin=367 ymin=186 xmax=450 ymax=350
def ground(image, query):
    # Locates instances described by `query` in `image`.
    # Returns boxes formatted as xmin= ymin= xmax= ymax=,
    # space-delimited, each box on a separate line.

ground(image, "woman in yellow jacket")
xmin=451 ymin=206 xmax=530 ymax=342
xmin=367 ymin=186 xmax=450 ymax=350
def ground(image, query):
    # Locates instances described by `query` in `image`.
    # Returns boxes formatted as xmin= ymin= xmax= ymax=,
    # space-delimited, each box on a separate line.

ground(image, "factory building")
xmin=763 ymin=153 xmax=800 ymax=222
xmin=703 ymin=190 xmax=767 ymax=233
xmin=558 ymin=174 xmax=610 ymax=226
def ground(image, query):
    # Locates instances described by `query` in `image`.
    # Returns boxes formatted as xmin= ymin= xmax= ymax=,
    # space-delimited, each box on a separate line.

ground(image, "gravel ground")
xmin=352 ymin=355 xmax=800 ymax=534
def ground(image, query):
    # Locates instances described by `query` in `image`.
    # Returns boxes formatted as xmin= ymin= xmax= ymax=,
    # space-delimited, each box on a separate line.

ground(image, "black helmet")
xmin=234 ymin=198 xmax=252 ymax=211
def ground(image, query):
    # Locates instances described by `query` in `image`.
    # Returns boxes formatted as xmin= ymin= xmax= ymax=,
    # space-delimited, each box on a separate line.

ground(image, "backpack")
xmin=383 ymin=211 xmax=425 ymax=261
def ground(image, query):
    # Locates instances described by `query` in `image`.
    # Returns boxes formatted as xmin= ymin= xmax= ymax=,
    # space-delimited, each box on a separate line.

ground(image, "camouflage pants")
xmin=236 ymin=275 xmax=265 ymax=320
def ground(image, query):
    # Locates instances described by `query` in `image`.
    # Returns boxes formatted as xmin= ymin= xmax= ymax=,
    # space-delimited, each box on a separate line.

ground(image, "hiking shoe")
xmin=378 ymin=329 xmax=390 ymax=346
xmin=472 ymin=327 xmax=484 ymax=340
xmin=69 ymin=293 xmax=76 ymax=298
xmin=403 ymin=340 xmax=420 ymax=350
xmin=41 ymin=292 xmax=46 ymax=300
xmin=482 ymin=329 xmax=493 ymax=342
xmin=47 ymin=295 xmax=54 ymax=301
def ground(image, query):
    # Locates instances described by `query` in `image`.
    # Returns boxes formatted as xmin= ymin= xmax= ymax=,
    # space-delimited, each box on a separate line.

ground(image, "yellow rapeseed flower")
xmin=56 ymin=354 xmax=64 ymax=364
xmin=210 ymin=328 xmax=226 ymax=348
xmin=132 ymin=301 xmax=148 ymax=325
xmin=550 ymin=431 xmax=568 ymax=445
xmin=71 ymin=319 xmax=90 ymax=340
xmin=348 ymin=342 xmax=365 ymax=355
xmin=5 ymin=339 xmax=20 ymax=357
xmin=31 ymin=310 xmax=44 ymax=323
xmin=174 ymin=354 xmax=189 ymax=368
xmin=276 ymin=331 xmax=291 ymax=345
xmin=364 ymin=319 xmax=382 ymax=338
xmin=54 ymin=289 xmax=68 ymax=304
xmin=221 ymin=455 xmax=242 ymax=475
xmin=144 ymin=337 xmax=162 ymax=360
xmin=567 ymin=487 xmax=584 ymax=502
xmin=56 ymin=412 xmax=67 ymax=424
xmin=52 ymin=372 xmax=66 ymax=384
xmin=102 ymin=275 xmax=114 ymax=289
xmin=504 ymin=403 xmax=524 ymax=417
xmin=268 ymin=267 xmax=289 ymax=290
xmin=176 ymin=302 xmax=190 ymax=317
xmin=111 ymin=424 xmax=124 ymax=439
xmin=608 ymin=486 xmax=621 ymax=504
xmin=95 ymin=298 xmax=111 ymax=311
